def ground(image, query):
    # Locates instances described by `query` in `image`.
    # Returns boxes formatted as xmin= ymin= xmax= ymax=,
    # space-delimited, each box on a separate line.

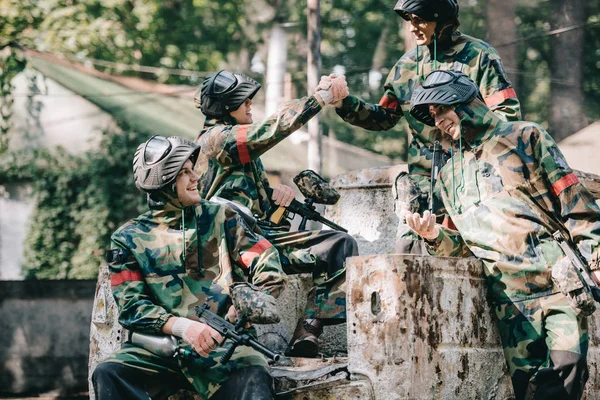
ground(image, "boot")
xmin=285 ymin=318 xmax=323 ymax=358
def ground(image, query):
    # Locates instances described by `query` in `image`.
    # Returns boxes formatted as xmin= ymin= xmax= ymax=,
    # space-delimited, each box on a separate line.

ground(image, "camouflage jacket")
xmin=427 ymin=98 xmax=600 ymax=303
xmin=336 ymin=31 xmax=521 ymax=192
xmin=194 ymin=96 xmax=322 ymax=219
xmin=108 ymin=193 xmax=287 ymax=335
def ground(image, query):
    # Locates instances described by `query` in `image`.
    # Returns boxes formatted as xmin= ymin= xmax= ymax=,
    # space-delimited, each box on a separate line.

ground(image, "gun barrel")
xmin=288 ymin=200 xmax=347 ymax=232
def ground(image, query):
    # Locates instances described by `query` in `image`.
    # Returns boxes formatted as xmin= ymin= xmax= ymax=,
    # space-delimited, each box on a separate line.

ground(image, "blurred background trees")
xmin=3 ymin=0 xmax=600 ymax=156
xmin=1 ymin=0 xmax=599 ymax=279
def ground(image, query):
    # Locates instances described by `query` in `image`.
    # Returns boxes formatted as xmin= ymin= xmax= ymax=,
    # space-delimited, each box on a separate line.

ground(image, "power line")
xmin=494 ymin=20 xmax=600 ymax=48
xmin=64 ymin=55 xmax=209 ymax=78
xmin=11 ymin=86 xmax=196 ymax=98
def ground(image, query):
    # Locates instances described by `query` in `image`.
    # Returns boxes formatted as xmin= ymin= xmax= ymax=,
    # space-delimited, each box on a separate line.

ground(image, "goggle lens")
xmin=144 ymin=136 xmax=172 ymax=165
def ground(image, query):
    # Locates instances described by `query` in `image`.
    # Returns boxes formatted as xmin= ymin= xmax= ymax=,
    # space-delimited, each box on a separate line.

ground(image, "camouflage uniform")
xmin=336 ymin=31 xmax=520 ymax=193
xmin=195 ymin=95 xmax=358 ymax=322
xmin=96 ymin=191 xmax=287 ymax=399
xmin=337 ymin=30 xmax=521 ymax=254
xmin=425 ymin=98 xmax=600 ymax=399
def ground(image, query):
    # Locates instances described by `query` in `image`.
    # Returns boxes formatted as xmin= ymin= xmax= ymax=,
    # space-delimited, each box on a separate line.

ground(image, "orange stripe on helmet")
xmin=551 ymin=173 xmax=579 ymax=197
xmin=484 ymin=88 xmax=517 ymax=107
xmin=111 ymin=270 xmax=143 ymax=286
xmin=237 ymin=125 xmax=251 ymax=165
xmin=240 ymin=239 xmax=273 ymax=269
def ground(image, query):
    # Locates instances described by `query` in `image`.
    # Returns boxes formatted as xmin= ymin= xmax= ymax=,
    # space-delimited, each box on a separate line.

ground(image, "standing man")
xmin=92 ymin=136 xmax=287 ymax=400
xmin=193 ymin=70 xmax=358 ymax=357
xmin=405 ymin=70 xmax=600 ymax=399
xmin=332 ymin=0 xmax=521 ymax=252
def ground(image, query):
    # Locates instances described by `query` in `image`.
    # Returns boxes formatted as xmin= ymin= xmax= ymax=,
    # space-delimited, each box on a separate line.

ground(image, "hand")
xmin=592 ymin=270 xmax=600 ymax=285
xmin=315 ymin=74 xmax=334 ymax=92
xmin=403 ymin=210 xmax=439 ymax=241
xmin=315 ymin=74 xmax=349 ymax=106
xmin=226 ymin=304 xmax=252 ymax=328
xmin=180 ymin=320 xmax=223 ymax=357
xmin=271 ymin=184 xmax=295 ymax=207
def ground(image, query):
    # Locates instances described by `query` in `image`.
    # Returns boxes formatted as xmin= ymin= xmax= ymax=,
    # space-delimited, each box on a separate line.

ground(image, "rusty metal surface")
xmin=346 ymin=254 xmax=600 ymax=400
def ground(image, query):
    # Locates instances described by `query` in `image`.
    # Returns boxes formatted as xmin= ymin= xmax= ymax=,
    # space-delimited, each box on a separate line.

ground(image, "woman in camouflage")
xmin=92 ymin=136 xmax=287 ymax=399
xmin=405 ymin=70 xmax=600 ymax=399
xmin=194 ymin=70 xmax=359 ymax=357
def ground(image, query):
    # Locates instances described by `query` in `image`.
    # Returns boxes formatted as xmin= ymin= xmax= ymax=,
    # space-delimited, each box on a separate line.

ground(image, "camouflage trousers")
xmin=494 ymin=293 xmax=589 ymax=400
xmin=260 ymin=227 xmax=358 ymax=322
xmin=92 ymin=342 xmax=270 ymax=399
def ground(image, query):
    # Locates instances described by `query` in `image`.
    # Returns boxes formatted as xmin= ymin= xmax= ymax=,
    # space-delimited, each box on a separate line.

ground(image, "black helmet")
xmin=133 ymin=136 xmax=200 ymax=192
xmin=195 ymin=70 xmax=261 ymax=119
xmin=409 ymin=70 xmax=479 ymax=126
xmin=394 ymin=0 xmax=459 ymax=22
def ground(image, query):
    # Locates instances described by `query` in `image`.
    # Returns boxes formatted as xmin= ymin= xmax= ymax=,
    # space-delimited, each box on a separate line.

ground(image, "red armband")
xmin=550 ymin=173 xmax=579 ymax=197
xmin=240 ymin=239 xmax=273 ymax=269
xmin=236 ymin=125 xmax=251 ymax=165
xmin=484 ymin=88 xmax=517 ymax=107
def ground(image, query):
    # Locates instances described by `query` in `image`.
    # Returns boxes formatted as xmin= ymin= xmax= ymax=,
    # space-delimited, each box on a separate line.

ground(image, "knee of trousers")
xmin=336 ymin=232 xmax=359 ymax=257
xmin=92 ymin=362 xmax=120 ymax=385
xmin=215 ymin=366 xmax=273 ymax=400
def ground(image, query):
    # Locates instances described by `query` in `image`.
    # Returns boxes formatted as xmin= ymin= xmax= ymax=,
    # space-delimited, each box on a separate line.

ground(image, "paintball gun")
xmin=195 ymin=304 xmax=281 ymax=364
xmin=429 ymin=140 xmax=444 ymax=212
xmin=553 ymin=230 xmax=600 ymax=305
xmin=267 ymin=169 xmax=347 ymax=232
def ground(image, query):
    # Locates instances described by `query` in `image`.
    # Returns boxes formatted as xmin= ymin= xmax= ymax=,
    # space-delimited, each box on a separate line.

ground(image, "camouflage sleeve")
xmin=425 ymin=225 xmax=473 ymax=257
xmin=107 ymin=239 xmax=173 ymax=334
xmin=334 ymin=83 xmax=403 ymax=131
xmin=223 ymin=207 xmax=288 ymax=297
xmin=477 ymin=47 xmax=521 ymax=122
xmin=207 ymin=96 xmax=322 ymax=168
xmin=532 ymin=127 xmax=600 ymax=271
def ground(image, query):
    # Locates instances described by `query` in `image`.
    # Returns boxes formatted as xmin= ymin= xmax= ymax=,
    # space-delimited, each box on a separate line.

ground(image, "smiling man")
xmin=331 ymin=0 xmax=521 ymax=253
xmin=92 ymin=135 xmax=287 ymax=400
xmin=405 ymin=70 xmax=600 ymax=400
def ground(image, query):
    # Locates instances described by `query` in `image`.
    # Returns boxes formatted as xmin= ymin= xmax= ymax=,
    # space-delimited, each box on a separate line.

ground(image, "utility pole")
xmin=265 ymin=22 xmax=287 ymax=116
xmin=307 ymin=0 xmax=322 ymax=174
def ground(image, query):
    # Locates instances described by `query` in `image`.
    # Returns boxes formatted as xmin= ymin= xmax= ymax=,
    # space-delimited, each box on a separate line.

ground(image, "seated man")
xmin=193 ymin=70 xmax=358 ymax=357
xmin=92 ymin=136 xmax=287 ymax=400
xmin=405 ymin=70 xmax=600 ymax=400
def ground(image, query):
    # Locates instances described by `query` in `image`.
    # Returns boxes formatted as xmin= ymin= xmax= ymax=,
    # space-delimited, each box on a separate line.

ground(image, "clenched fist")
xmin=315 ymin=74 xmax=349 ymax=106
xmin=271 ymin=184 xmax=295 ymax=207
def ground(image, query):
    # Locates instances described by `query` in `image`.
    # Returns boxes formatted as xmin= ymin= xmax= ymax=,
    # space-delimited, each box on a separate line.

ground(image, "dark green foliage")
xmin=0 ymin=129 xmax=147 ymax=279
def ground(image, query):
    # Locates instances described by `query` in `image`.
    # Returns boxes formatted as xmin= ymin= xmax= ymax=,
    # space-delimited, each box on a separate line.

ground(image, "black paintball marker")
xmin=267 ymin=169 xmax=347 ymax=232
xmin=553 ymin=231 xmax=600 ymax=303
xmin=429 ymin=140 xmax=445 ymax=212
xmin=195 ymin=304 xmax=281 ymax=364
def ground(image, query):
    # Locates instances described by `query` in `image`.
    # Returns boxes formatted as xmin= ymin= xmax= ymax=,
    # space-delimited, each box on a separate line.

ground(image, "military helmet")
xmin=409 ymin=70 xmax=479 ymax=126
xmin=196 ymin=70 xmax=261 ymax=119
xmin=133 ymin=135 xmax=200 ymax=191
xmin=394 ymin=0 xmax=459 ymax=22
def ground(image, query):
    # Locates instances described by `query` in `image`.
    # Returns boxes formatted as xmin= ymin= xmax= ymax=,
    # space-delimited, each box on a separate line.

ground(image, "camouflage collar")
xmin=200 ymin=116 xmax=238 ymax=136
xmin=455 ymin=98 xmax=503 ymax=149
xmin=427 ymin=28 xmax=460 ymax=53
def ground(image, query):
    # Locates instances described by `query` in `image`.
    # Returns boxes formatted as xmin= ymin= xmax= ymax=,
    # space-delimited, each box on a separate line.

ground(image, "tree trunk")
xmin=307 ymin=0 xmax=322 ymax=173
xmin=265 ymin=23 xmax=287 ymax=116
xmin=369 ymin=23 xmax=390 ymax=92
xmin=486 ymin=0 xmax=519 ymax=93
xmin=548 ymin=0 xmax=588 ymax=143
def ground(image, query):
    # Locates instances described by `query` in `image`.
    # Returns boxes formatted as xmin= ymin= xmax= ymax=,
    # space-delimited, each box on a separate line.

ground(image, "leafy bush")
xmin=0 ymin=127 xmax=148 ymax=279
